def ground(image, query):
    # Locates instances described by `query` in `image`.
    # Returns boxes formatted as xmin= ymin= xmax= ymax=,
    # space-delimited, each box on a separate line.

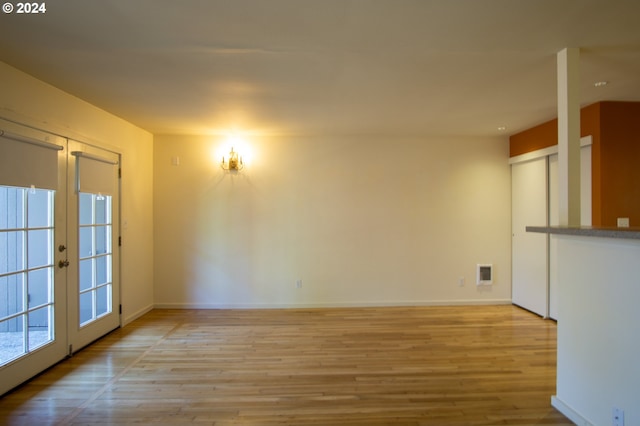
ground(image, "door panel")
xmin=67 ymin=141 xmax=120 ymax=353
xmin=0 ymin=122 xmax=68 ymax=396
xmin=511 ymin=157 xmax=548 ymax=317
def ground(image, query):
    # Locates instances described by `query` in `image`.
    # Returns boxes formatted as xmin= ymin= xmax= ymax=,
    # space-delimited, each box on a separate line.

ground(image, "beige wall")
xmin=0 ymin=61 xmax=154 ymax=324
xmin=154 ymin=133 xmax=511 ymax=308
xmin=1 ymin=59 xmax=512 ymax=312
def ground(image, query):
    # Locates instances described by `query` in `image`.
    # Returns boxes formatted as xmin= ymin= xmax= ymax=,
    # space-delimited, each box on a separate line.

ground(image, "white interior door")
xmin=511 ymin=157 xmax=548 ymax=317
xmin=0 ymin=123 xmax=68 ymax=395
xmin=67 ymin=140 xmax=120 ymax=353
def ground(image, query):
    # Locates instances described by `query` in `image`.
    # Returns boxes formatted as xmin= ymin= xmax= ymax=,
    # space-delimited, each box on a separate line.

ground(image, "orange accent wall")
xmin=599 ymin=102 xmax=640 ymax=227
xmin=509 ymin=118 xmax=558 ymax=157
xmin=509 ymin=101 xmax=640 ymax=227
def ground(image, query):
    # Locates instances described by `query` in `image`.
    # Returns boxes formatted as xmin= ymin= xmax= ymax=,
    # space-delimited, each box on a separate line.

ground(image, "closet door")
xmin=511 ymin=157 xmax=548 ymax=316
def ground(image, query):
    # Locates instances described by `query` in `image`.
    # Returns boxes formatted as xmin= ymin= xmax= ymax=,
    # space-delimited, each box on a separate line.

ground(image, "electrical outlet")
xmin=613 ymin=407 xmax=624 ymax=426
xmin=617 ymin=217 xmax=630 ymax=228
xmin=296 ymin=279 xmax=302 ymax=289
xmin=458 ymin=277 xmax=465 ymax=287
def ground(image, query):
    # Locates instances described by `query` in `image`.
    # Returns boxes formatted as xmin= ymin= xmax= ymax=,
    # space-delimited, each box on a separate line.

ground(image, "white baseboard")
xmin=153 ymin=299 xmax=512 ymax=310
xmin=122 ymin=303 xmax=154 ymax=325
xmin=551 ymin=396 xmax=594 ymax=426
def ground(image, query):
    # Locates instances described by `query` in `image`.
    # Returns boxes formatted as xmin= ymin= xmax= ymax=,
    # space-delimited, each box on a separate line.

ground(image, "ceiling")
xmin=1 ymin=0 xmax=640 ymax=137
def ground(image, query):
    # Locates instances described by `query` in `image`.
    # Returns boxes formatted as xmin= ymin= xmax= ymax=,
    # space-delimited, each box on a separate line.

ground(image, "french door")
xmin=0 ymin=121 xmax=120 ymax=395
xmin=66 ymin=140 xmax=120 ymax=352
xmin=0 ymin=124 xmax=69 ymax=396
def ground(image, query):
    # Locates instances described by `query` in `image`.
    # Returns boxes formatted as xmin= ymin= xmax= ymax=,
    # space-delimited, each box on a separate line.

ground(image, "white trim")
xmin=551 ymin=396 xmax=595 ymax=426
xmin=510 ymin=145 xmax=558 ymax=165
xmin=122 ymin=303 xmax=154 ymax=326
xmin=153 ymin=299 xmax=513 ymax=310
xmin=581 ymin=134 xmax=593 ymax=147
xmin=509 ymin=135 xmax=592 ymax=165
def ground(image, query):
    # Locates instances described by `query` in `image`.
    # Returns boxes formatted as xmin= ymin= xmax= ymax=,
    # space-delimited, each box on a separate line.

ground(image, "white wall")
xmin=0 ymin=61 xmax=154 ymax=324
xmin=154 ymin=133 xmax=511 ymax=308
xmin=552 ymin=235 xmax=640 ymax=426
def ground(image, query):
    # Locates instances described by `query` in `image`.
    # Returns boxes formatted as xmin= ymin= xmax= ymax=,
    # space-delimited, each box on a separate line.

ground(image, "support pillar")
xmin=557 ymin=48 xmax=581 ymax=227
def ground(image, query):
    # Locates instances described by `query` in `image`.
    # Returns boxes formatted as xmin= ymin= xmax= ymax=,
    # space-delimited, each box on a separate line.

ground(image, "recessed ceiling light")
xmin=497 ymin=126 xmax=507 ymax=131
xmin=594 ymin=81 xmax=609 ymax=87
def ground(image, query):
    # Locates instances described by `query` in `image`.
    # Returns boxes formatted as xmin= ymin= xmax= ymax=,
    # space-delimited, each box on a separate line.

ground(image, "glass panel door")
xmin=0 ymin=122 xmax=68 ymax=396
xmin=67 ymin=141 xmax=120 ymax=352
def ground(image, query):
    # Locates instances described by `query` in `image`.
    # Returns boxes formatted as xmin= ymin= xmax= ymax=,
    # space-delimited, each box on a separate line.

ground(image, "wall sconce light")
xmin=221 ymin=147 xmax=244 ymax=171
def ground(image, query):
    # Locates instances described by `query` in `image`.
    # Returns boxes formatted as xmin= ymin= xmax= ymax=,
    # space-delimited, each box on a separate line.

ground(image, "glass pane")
xmin=79 ymin=259 xmax=93 ymax=291
xmin=28 ymin=229 xmax=52 ymax=268
xmin=95 ymin=196 xmax=110 ymax=224
xmin=0 ymin=316 xmax=26 ymax=364
xmin=79 ymin=192 xmax=93 ymax=225
xmin=79 ymin=227 xmax=93 ymax=258
xmin=27 ymin=267 xmax=52 ymax=308
xmin=96 ymin=256 xmax=110 ymax=285
xmin=77 ymin=192 xmax=113 ymax=328
xmin=0 ymin=186 xmax=25 ymax=230
xmin=96 ymin=285 xmax=110 ymax=317
xmin=0 ymin=231 xmax=25 ymax=275
xmin=79 ymin=292 xmax=94 ymax=325
xmin=28 ymin=306 xmax=52 ymax=350
xmin=0 ymin=185 xmax=57 ymax=367
xmin=0 ymin=274 xmax=25 ymax=319
xmin=95 ymin=226 xmax=110 ymax=255
xmin=27 ymin=189 xmax=52 ymax=228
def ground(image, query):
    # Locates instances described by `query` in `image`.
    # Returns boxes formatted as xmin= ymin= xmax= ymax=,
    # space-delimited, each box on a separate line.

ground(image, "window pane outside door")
xmin=1 ymin=186 xmax=54 ymax=366
xmin=78 ymin=192 xmax=112 ymax=327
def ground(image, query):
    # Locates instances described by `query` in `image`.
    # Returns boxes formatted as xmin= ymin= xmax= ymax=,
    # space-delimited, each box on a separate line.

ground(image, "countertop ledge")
xmin=526 ymin=226 xmax=640 ymax=240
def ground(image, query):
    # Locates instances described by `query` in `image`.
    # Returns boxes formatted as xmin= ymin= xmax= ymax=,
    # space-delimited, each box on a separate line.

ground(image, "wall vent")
xmin=476 ymin=264 xmax=493 ymax=285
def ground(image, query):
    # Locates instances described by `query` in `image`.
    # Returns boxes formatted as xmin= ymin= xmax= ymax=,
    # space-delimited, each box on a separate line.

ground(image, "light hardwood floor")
xmin=0 ymin=305 xmax=572 ymax=425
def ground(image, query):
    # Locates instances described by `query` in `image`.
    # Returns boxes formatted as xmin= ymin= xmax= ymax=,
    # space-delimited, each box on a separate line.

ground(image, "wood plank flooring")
xmin=0 ymin=305 xmax=572 ymax=425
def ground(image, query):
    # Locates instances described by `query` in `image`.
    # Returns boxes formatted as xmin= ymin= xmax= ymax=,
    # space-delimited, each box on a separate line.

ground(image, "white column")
xmin=557 ymin=48 xmax=581 ymax=227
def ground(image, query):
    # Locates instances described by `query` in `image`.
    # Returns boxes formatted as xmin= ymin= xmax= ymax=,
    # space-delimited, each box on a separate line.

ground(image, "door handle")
xmin=58 ymin=260 xmax=70 ymax=268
